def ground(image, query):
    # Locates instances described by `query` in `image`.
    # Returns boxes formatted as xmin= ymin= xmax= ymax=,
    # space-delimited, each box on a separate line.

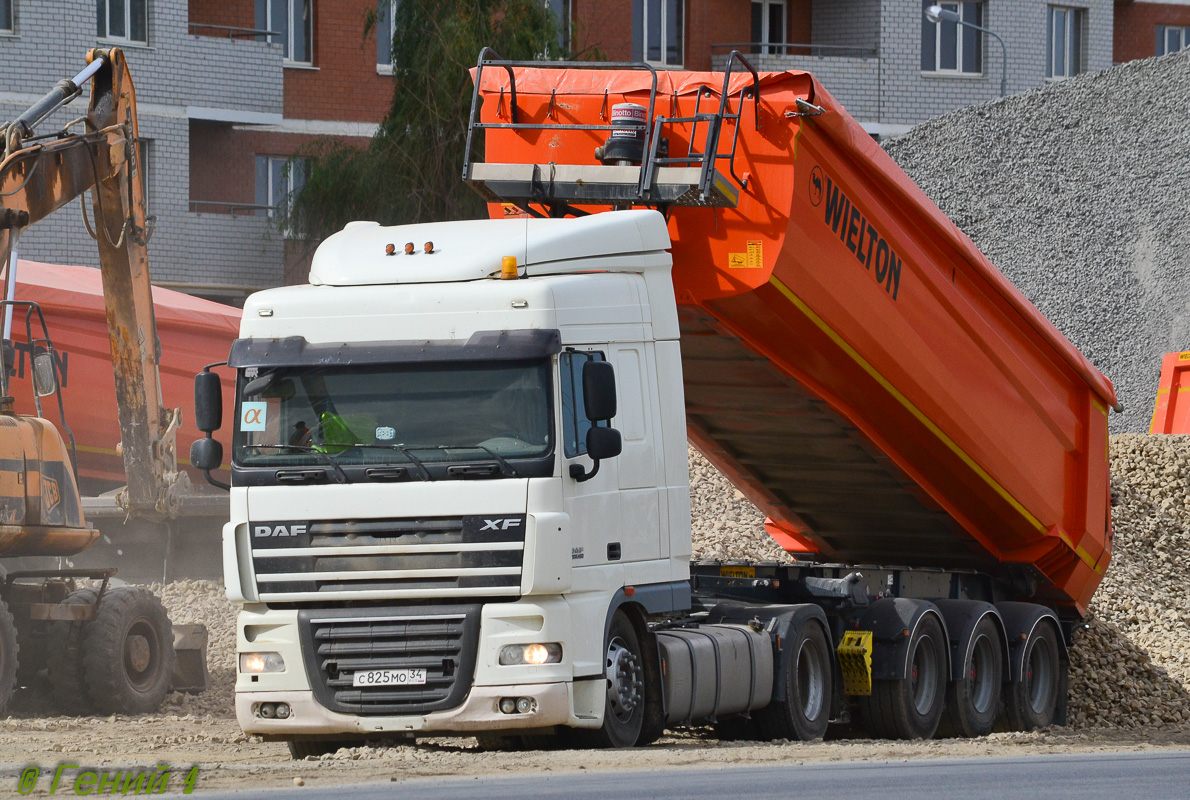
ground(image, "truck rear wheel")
xmin=1005 ymin=619 xmax=1060 ymax=731
xmin=754 ymin=621 xmax=831 ymax=741
xmin=861 ymin=613 xmax=946 ymax=739
xmin=0 ymin=599 xmax=18 ymax=716
xmin=940 ymin=616 xmax=1003 ymax=738
xmin=46 ymin=588 xmax=97 ymax=715
xmin=81 ymin=587 xmax=175 ymax=715
xmin=573 ymin=610 xmax=645 ymax=748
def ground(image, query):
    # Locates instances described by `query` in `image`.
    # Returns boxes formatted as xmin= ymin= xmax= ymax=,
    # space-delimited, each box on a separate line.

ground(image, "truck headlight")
xmin=499 ymin=643 xmax=562 ymax=666
xmin=240 ymin=652 xmax=286 ymax=673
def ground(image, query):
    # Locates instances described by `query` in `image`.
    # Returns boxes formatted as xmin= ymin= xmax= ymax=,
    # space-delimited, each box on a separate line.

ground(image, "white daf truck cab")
xmin=194 ymin=210 xmax=706 ymax=754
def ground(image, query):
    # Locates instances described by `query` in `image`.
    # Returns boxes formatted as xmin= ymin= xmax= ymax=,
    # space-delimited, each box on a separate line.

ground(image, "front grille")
xmin=299 ymin=604 xmax=482 ymax=716
xmin=251 ymin=515 xmax=525 ymax=601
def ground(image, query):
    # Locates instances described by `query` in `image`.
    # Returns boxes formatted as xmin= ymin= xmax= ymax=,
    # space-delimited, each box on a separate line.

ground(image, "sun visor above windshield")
xmin=228 ymin=329 xmax=562 ymax=368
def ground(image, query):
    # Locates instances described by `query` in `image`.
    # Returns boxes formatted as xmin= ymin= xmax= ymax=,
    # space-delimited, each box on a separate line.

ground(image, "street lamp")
xmin=924 ymin=4 xmax=1008 ymax=97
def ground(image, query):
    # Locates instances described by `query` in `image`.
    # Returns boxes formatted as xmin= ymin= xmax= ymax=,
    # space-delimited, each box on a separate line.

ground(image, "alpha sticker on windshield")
xmin=241 ymin=401 xmax=268 ymax=431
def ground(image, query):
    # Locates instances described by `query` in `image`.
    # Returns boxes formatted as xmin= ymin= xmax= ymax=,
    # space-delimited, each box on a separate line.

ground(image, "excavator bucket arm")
xmin=0 ymin=49 xmax=182 ymax=518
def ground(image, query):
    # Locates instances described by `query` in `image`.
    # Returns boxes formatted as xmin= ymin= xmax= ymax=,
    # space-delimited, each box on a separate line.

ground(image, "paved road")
xmin=170 ymin=750 xmax=1190 ymax=800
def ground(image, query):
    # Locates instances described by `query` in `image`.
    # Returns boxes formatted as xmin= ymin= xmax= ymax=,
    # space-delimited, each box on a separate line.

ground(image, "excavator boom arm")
xmin=0 ymin=49 xmax=181 ymax=518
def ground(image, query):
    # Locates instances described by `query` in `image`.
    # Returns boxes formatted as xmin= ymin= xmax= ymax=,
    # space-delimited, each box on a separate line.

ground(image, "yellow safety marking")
xmin=720 ymin=565 xmax=756 ymax=578
xmin=1179 ymin=352 xmax=1190 ymax=360
xmin=837 ymin=630 xmax=873 ymax=696
xmin=728 ymin=253 xmax=748 ymax=269
xmin=768 ymin=276 xmax=1047 ymax=534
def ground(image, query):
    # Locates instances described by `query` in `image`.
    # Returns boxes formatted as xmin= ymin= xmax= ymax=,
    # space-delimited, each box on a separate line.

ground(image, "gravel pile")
xmin=881 ymin=50 xmax=1190 ymax=434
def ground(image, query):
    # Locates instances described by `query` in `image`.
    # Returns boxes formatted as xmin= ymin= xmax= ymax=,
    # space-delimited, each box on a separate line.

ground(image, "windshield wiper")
xmin=243 ymin=444 xmax=349 ymax=484
xmin=342 ymin=444 xmax=432 ymax=481
xmin=431 ymin=445 xmax=520 ymax=478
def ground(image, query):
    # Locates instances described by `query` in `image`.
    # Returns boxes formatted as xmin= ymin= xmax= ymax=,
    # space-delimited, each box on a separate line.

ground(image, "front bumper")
xmin=238 ymin=682 xmax=572 ymax=736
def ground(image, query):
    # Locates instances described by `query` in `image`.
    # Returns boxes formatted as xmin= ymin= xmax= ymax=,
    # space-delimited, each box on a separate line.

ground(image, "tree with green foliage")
xmin=281 ymin=0 xmax=564 ymax=242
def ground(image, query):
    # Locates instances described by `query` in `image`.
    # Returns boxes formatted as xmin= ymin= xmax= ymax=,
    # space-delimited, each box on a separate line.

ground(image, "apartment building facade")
xmin=0 ymin=0 xmax=392 ymax=301
xmin=570 ymin=0 xmax=1114 ymax=134
xmin=1114 ymin=0 xmax=1190 ymax=62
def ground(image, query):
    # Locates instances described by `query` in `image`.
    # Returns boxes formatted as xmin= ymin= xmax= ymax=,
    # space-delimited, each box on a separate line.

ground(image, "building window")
xmin=1046 ymin=6 xmax=1082 ymax=79
xmin=256 ymin=155 xmax=308 ymax=237
xmin=376 ymin=0 xmax=396 ymax=72
xmin=560 ymin=351 xmax=606 ymax=458
xmin=1156 ymin=25 xmax=1190 ymax=56
xmin=0 ymin=0 xmax=13 ymax=34
xmin=546 ymin=0 xmax=570 ymax=53
xmin=751 ymin=0 xmax=785 ymax=55
xmin=921 ymin=1 xmax=982 ymax=74
xmin=97 ymin=0 xmax=148 ymax=44
xmin=632 ymin=0 xmax=683 ymax=66
xmin=256 ymin=0 xmax=312 ymax=64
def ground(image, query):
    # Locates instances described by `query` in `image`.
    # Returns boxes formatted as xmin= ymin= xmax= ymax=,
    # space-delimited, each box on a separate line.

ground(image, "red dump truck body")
xmin=7 ymin=260 xmax=239 ymax=486
xmin=474 ymin=67 xmax=1116 ymax=615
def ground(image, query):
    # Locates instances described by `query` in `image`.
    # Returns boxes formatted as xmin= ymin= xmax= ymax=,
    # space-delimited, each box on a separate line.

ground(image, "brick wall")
xmin=572 ymin=0 xmax=635 ymax=60
xmin=283 ymin=0 xmax=393 ymax=122
xmin=1115 ymin=1 xmax=1190 ymax=63
xmin=188 ymin=0 xmax=255 ymax=32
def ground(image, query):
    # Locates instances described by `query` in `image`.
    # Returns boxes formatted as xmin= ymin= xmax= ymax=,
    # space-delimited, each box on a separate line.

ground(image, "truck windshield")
xmin=232 ymin=360 xmax=552 ymax=475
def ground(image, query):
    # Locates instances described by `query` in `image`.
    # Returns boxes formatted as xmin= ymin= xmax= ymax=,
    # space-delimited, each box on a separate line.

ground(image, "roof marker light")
xmin=424 ymin=241 xmax=435 ymax=254
xmin=385 ymin=243 xmax=396 ymax=256
xmin=501 ymin=256 xmax=518 ymax=280
xmin=404 ymin=242 xmax=415 ymax=255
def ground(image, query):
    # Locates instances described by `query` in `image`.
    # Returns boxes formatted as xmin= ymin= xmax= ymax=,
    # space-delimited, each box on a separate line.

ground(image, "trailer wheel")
xmin=754 ymin=621 xmax=831 ymax=741
xmin=81 ymin=587 xmax=175 ymax=715
xmin=940 ymin=616 xmax=1003 ymax=738
xmin=861 ymin=613 xmax=946 ymax=740
xmin=46 ymin=588 xmax=97 ymax=715
xmin=574 ymin=610 xmax=646 ymax=748
xmin=0 ymin=599 xmax=18 ymax=716
xmin=1005 ymin=619 xmax=1060 ymax=731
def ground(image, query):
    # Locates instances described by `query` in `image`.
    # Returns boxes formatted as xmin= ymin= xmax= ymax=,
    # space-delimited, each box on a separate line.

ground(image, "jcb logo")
xmin=254 ymin=524 xmax=308 ymax=537
xmin=480 ymin=518 xmax=522 ymax=531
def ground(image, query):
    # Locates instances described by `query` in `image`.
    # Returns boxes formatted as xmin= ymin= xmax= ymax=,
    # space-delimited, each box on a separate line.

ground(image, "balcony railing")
xmin=711 ymin=42 xmax=878 ymax=59
xmin=188 ymin=23 xmax=280 ymax=40
xmin=189 ymin=201 xmax=276 ymax=216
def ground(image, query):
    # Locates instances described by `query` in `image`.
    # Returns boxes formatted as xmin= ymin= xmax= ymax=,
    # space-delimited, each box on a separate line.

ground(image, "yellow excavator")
xmin=0 ymin=49 xmax=204 ymax=715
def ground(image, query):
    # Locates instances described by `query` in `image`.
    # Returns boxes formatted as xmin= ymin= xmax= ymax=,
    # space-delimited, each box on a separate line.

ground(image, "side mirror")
xmin=586 ymin=426 xmax=622 ymax=460
xmin=194 ymin=369 xmax=223 ymax=433
xmin=582 ymin=361 xmax=617 ymax=421
xmin=32 ymin=347 xmax=57 ymax=397
xmin=190 ymin=437 xmax=223 ymax=471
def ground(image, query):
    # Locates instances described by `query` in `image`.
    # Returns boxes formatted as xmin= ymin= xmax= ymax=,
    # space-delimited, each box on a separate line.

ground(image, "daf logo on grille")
xmin=254 ymin=524 xmax=308 ymax=537
xmin=480 ymin=518 xmax=522 ymax=531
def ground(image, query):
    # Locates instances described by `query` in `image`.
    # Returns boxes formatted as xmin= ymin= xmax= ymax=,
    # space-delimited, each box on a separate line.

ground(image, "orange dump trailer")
xmin=471 ymin=64 xmax=1117 ymax=615
xmin=1149 ymin=351 xmax=1190 ymax=434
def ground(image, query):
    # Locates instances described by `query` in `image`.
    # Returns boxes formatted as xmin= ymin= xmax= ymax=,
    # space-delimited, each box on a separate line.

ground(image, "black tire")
xmin=0 ymin=599 xmax=18 ymax=716
xmin=860 ymin=613 xmax=946 ymax=740
xmin=754 ymin=621 xmax=832 ymax=741
xmin=287 ymin=739 xmax=365 ymax=759
xmin=1004 ymin=619 xmax=1061 ymax=731
xmin=46 ymin=588 xmax=97 ymax=715
xmin=81 ymin=587 xmax=175 ymax=715
xmin=572 ymin=611 xmax=646 ymax=748
xmin=939 ymin=616 xmax=1004 ymax=738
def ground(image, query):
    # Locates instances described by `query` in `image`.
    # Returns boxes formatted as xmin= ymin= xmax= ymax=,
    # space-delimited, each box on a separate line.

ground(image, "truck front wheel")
xmin=575 ymin=610 xmax=645 ymax=748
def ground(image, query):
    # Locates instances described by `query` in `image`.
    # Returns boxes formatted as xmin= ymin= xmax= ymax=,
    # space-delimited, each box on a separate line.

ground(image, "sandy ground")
xmin=0 ymin=714 xmax=1187 ymax=796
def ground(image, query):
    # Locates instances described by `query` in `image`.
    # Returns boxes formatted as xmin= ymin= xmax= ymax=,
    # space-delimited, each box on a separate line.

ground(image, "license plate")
xmin=352 ymin=668 xmax=427 ymax=687
xmin=720 ymin=565 xmax=756 ymax=579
